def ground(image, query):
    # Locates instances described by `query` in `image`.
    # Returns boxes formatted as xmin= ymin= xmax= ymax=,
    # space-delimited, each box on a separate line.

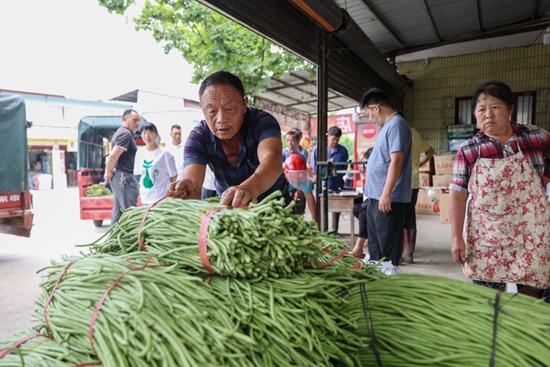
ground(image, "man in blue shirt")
xmin=362 ymin=88 xmax=412 ymax=266
xmin=311 ymin=126 xmax=349 ymax=234
xmin=166 ymin=71 xmax=288 ymax=206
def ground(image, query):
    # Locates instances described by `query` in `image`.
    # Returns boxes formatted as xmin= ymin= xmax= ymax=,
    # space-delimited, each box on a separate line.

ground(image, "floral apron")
xmin=464 ymin=147 xmax=550 ymax=289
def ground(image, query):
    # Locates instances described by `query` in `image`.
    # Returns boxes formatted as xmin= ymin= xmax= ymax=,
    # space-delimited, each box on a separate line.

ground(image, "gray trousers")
xmin=110 ymin=171 xmax=138 ymax=226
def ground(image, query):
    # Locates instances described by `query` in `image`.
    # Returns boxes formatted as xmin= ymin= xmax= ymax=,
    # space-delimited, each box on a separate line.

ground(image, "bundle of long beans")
xmin=0 ymin=329 xmax=99 ymax=366
xmin=85 ymin=191 xmax=350 ymax=278
xmin=338 ymin=273 xmax=550 ymax=367
xmin=32 ymin=252 xmax=383 ymax=367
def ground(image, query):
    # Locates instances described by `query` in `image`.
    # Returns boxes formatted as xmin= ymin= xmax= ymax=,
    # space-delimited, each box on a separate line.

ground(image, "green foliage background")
xmin=98 ymin=0 xmax=315 ymax=97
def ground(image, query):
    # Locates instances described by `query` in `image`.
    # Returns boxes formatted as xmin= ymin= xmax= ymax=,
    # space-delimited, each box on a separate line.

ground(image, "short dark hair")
xmin=285 ymin=130 xmax=300 ymax=141
xmin=141 ymin=122 xmax=158 ymax=134
xmin=171 ymin=124 xmax=181 ymax=131
xmin=471 ymin=81 xmax=513 ymax=114
xmin=290 ymin=127 xmax=303 ymax=140
xmin=360 ymin=88 xmax=391 ymax=110
xmin=123 ymin=109 xmax=138 ymax=119
xmin=199 ymin=71 xmax=245 ymax=100
xmin=327 ymin=126 xmax=342 ymax=137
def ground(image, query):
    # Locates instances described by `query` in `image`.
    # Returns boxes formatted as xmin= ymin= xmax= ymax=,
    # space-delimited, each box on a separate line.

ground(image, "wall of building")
xmin=397 ymin=43 xmax=550 ymax=153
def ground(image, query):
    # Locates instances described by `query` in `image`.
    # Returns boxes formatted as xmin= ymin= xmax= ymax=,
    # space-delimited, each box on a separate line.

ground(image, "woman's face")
xmin=474 ymin=93 xmax=514 ymax=137
xmin=142 ymin=129 xmax=158 ymax=147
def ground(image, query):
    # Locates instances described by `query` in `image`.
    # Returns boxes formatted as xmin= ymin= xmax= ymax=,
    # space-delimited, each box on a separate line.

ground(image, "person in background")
xmin=283 ymin=154 xmax=318 ymax=224
xmin=283 ymin=130 xmax=308 ymax=214
xmin=102 ymin=109 xmax=140 ymax=225
xmin=311 ymin=126 xmax=349 ymax=234
xmin=283 ymin=130 xmax=306 ymax=162
xmin=201 ymin=165 xmax=217 ymax=199
xmin=362 ymin=88 xmax=412 ymax=267
xmin=351 ymin=147 xmax=373 ymax=257
xmin=167 ymin=70 xmax=289 ymax=206
xmin=133 ymin=122 xmax=178 ymax=205
xmin=401 ymin=127 xmax=435 ymax=264
xmin=290 ymin=127 xmax=309 ymax=165
xmin=450 ymin=81 xmax=550 ymax=301
xmin=166 ymin=124 xmax=185 ymax=180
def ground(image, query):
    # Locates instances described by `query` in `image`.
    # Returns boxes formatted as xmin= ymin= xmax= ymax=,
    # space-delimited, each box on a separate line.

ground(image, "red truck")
xmin=77 ymin=116 xmax=145 ymax=227
xmin=0 ymin=93 xmax=33 ymax=237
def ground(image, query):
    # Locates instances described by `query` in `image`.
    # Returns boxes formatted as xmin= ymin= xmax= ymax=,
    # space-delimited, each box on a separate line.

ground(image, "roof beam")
xmin=359 ymin=0 xmax=406 ymax=50
xmin=266 ymin=80 xmax=315 ymax=92
xmin=270 ymin=77 xmax=316 ymax=98
xmin=286 ymin=95 xmax=345 ymax=109
xmin=419 ymin=0 xmax=441 ymax=43
xmin=475 ymin=0 xmax=483 ymax=32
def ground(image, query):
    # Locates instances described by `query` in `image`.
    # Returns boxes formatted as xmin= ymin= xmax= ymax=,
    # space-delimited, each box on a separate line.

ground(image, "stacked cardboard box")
xmin=415 ymin=188 xmax=441 ymax=216
xmin=432 ymin=153 xmax=456 ymax=189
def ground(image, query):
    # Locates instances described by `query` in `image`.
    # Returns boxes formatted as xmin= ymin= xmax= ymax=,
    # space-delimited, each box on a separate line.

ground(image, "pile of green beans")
xmin=32 ymin=252 xmax=384 ymax=367
xmin=0 ymin=329 xmax=98 ymax=366
xmin=338 ymin=274 xmax=550 ymax=367
xmin=85 ymin=191 xmax=352 ymax=278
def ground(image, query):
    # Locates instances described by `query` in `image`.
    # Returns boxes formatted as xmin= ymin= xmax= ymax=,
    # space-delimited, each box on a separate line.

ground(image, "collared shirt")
xmin=311 ymin=144 xmax=349 ymax=191
xmin=184 ymin=106 xmax=287 ymax=201
xmin=450 ymin=122 xmax=550 ymax=193
xmin=282 ymin=149 xmax=306 ymax=163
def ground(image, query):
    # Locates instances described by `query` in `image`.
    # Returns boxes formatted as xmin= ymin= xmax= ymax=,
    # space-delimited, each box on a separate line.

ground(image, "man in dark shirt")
xmin=102 ymin=109 xmax=140 ymax=225
xmin=167 ymin=71 xmax=288 ymax=207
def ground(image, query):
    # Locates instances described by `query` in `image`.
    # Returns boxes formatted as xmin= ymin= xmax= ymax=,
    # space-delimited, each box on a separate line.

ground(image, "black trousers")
xmin=366 ymin=198 xmax=408 ymax=266
xmin=403 ymin=188 xmax=419 ymax=229
xmin=353 ymin=200 xmax=368 ymax=238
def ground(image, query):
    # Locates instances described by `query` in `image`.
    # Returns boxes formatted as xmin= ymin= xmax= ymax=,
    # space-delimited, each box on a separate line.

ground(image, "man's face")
xmin=170 ymin=128 xmax=182 ymax=145
xmin=285 ymin=135 xmax=299 ymax=153
xmin=124 ymin=111 xmax=140 ymax=132
xmin=363 ymin=104 xmax=382 ymax=126
xmin=200 ymin=84 xmax=248 ymax=141
xmin=327 ymin=134 xmax=340 ymax=150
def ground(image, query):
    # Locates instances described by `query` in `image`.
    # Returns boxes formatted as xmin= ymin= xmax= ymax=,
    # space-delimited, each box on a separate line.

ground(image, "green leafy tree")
xmin=98 ymin=0 xmax=315 ymax=97
xmin=339 ymin=135 xmax=355 ymax=159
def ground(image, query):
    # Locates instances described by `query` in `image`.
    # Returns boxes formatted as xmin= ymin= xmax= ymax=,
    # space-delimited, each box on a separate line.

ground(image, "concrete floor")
xmin=0 ymin=188 xmax=466 ymax=341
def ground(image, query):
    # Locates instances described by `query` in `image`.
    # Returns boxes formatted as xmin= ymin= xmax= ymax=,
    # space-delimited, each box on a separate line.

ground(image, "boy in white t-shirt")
xmin=133 ymin=123 xmax=178 ymax=205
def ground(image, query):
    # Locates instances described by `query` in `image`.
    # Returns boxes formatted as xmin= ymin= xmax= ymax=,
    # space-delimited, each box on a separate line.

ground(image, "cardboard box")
xmin=432 ymin=174 xmax=452 ymax=188
xmin=419 ymin=154 xmax=435 ymax=173
xmin=440 ymin=192 xmax=450 ymax=224
xmin=419 ymin=172 xmax=432 ymax=187
xmin=434 ymin=153 xmax=456 ymax=175
xmin=415 ymin=188 xmax=442 ymax=216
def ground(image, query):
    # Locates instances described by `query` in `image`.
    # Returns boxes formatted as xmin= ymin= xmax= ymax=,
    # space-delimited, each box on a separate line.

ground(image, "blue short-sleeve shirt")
xmin=365 ymin=115 xmax=412 ymax=203
xmin=184 ymin=106 xmax=288 ymax=201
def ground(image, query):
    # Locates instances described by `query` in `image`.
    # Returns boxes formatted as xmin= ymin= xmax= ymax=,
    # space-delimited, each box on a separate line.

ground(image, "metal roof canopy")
xmin=196 ymin=0 xmax=408 ymax=106
xmin=197 ymin=0 xmax=550 ymax=116
xmin=257 ymin=70 xmax=359 ymax=115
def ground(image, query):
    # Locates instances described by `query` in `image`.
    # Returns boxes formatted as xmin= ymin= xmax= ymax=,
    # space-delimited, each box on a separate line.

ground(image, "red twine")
xmin=137 ymin=193 xmax=170 ymax=251
xmin=44 ymin=260 xmax=77 ymax=332
xmin=88 ymin=256 xmax=164 ymax=354
xmin=0 ymin=334 xmax=53 ymax=359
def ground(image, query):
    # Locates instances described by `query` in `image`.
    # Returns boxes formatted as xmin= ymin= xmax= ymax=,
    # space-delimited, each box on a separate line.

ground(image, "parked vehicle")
xmin=0 ymin=93 xmax=33 ymax=237
xmin=77 ymin=115 xmax=147 ymax=227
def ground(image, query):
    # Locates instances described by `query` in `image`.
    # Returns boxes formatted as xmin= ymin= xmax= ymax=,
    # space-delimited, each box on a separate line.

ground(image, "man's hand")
xmin=378 ymin=193 xmax=392 ymax=212
xmin=166 ymin=179 xmax=194 ymax=199
xmin=101 ymin=171 xmax=113 ymax=186
xmin=221 ymin=186 xmax=256 ymax=207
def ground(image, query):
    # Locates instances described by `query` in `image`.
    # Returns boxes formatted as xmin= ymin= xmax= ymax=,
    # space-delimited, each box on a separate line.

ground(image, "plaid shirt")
xmin=450 ymin=122 xmax=550 ymax=193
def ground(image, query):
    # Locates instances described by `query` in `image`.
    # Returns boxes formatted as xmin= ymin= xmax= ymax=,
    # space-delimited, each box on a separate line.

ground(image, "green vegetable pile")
xmin=85 ymin=183 xmax=112 ymax=197
xmin=2 ymin=191 xmax=550 ymax=366
xmin=87 ymin=191 xmax=340 ymax=278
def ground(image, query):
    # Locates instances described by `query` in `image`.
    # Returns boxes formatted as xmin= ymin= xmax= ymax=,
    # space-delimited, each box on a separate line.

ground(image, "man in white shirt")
xmin=166 ymin=124 xmax=185 ymax=180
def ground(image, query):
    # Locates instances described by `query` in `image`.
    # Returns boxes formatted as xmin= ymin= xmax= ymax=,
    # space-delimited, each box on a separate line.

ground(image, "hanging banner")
xmin=309 ymin=114 xmax=356 ymax=137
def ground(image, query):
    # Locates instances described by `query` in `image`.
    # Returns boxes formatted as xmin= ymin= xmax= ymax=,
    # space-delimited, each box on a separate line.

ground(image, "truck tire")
xmin=93 ymin=220 xmax=103 ymax=227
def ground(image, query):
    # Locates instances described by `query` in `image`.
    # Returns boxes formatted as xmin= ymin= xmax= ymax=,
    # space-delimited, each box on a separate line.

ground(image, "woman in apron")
xmin=449 ymin=81 xmax=550 ymax=300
